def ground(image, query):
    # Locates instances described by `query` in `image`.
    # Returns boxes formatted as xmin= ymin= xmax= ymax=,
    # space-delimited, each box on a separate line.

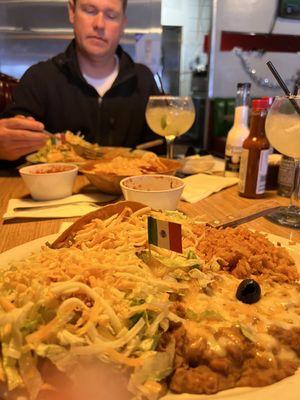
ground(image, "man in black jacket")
xmin=0 ymin=0 xmax=160 ymax=161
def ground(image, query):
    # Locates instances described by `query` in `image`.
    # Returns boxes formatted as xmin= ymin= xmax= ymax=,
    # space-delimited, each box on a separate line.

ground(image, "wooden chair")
xmin=0 ymin=73 xmax=19 ymax=113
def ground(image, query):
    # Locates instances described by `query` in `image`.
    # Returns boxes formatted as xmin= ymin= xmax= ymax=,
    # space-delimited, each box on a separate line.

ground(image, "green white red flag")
xmin=147 ymin=216 xmax=182 ymax=253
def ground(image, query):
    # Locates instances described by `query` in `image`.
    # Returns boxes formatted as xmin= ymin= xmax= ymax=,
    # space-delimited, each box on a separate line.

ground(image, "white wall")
xmin=161 ymin=0 xmax=211 ymax=95
xmin=211 ymin=0 xmax=300 ymax=98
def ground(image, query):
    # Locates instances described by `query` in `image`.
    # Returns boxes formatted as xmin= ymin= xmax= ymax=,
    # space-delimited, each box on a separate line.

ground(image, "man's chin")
xmin=77 ymin=40 xmax=117 ymax=61
xmin=83 ymin=46 xmax=109 ymax=60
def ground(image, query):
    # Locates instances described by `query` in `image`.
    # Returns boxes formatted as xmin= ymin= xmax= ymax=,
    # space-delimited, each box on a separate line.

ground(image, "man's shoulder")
xmin=134 ymin=62 xmax=154 ymax=76
xmin=21 ymin=44 xmax=71 ymax=81
xmin=21 ymin=57 xmax=60 ymax=81
xmin=118 ymin=46 xmax=154 ymax=78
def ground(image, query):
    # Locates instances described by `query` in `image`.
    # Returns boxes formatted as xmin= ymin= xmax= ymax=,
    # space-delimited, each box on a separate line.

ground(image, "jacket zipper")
xmin=96 ymin=96 xmax=103 ymax=143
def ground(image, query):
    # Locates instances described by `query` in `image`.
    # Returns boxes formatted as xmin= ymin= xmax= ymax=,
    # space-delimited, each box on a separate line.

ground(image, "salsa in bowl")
xmin=19 ymin=163 xmax=78 ymax=201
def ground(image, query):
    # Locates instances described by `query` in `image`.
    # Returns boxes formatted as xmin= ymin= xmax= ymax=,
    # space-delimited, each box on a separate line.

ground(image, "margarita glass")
xmin=265 ymin=95 xmax=300 ymax=228
xmin=145 ymin=96 xmax=195 ymax=158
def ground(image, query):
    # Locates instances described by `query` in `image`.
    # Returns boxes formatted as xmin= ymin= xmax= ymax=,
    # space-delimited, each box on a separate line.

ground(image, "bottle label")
xmin=238 ymin=149 xmax=249 ymax=193
xmin=256 ymin=149 xmax=269 ymax=194
xmin=278 ymin=156 xmax=295 ymax=196
xmin=238 ymin=149 xmax=269 ymax=195
xmin=234 ymin=106 xmax=249 ymax=126
xmin=224 ymin=145 xmax=243 ymax=176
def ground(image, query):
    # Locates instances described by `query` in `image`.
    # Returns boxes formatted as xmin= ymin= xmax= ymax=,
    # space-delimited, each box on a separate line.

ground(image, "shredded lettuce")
xmin=164 ymin=210 xmax=187 ymax=220
xmin=57 ymin=329 xmax=86 ymax=346
xmin=187 ymin=250 xmax=197 ymax=259
xmin=36 ymin=343 xmax=77 ymax=373
xmin=20 ymin=318 xmax=42 ymax=337
xmin=207 ymin=256 xmax=226 ymax=272
xmin=19 ymin=352 xmax=43 ymax=400
xmin=129 ymin=340 xmax=175 ymax=400
xmin=129 ymin=311 xmax=148 ymax=329
xmin=239 ymin=324 xmax=256 ymax=343
xmin=2 ymin=342 xmax=23 ymax=391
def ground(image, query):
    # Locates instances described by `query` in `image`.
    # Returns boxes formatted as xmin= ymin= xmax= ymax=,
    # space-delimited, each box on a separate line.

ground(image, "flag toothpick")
xmin=147 ymin=216 xmax=182 ymax=254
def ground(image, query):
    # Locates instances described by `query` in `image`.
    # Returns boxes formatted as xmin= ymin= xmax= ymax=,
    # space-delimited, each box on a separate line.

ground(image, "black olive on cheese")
xmin=236 ymin=279 xmax=261 ymax=304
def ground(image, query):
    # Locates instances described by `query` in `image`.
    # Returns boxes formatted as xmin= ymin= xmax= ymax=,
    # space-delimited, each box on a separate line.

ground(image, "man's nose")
xmin=93 ymin=12 xmax=105 ymax=29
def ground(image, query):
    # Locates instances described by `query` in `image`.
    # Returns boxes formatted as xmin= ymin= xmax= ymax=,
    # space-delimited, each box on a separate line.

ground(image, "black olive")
xmin=236 ymin=279 xmax=261 ymax=304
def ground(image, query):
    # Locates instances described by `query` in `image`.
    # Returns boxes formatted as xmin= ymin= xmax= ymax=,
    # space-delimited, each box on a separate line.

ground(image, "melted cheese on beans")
xmin=182 ymin=271 xmax=300 ymax=362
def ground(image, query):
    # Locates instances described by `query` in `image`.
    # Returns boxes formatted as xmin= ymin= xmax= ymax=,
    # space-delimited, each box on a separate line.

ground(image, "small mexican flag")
xmin=147 ymin=216 xmax=182 ymax=253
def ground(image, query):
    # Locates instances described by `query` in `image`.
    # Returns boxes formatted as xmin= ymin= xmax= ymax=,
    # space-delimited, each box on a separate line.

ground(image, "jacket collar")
xmin=53 ymin=39 xmax=136 ymax=88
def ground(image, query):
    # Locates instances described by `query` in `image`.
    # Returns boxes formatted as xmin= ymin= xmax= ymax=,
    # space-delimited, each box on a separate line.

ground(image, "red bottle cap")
xmin=261 ymin=96 xmax=274 ymax=106
xmin=252 ymin=98 xmax=270 ymax=110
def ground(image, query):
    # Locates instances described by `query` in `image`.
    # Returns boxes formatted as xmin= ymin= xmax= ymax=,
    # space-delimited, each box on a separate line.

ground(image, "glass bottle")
xmin=224 ymin=82 xmax=251 ymax=177
xmin=238 ymin=98 xmax=270 ymax=198
xmin=277 ymin=155 xmax=297 ymax=197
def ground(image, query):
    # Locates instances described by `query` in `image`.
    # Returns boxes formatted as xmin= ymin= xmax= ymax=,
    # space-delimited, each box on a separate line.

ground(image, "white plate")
xmin=25 ymin=146 xmax=135 ymax=165
xmin=0 ymin=232 xmax=299 ymax=400
xmin=25 ymin=153 xmax=86 ymax=166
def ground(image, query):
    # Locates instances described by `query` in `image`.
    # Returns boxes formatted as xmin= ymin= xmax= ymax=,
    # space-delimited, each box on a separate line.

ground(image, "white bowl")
xmin=120 ymin=174 xmax=185 ymax=210
xmin=19 ymin=163 xmax=78 ymax=201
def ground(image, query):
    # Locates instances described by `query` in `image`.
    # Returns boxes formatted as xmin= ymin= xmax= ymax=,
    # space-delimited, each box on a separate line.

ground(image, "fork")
xmin=14 ymin=201 xmax=101 ymax=211
xmin=207 ymin=200 xmax=282 ymax=229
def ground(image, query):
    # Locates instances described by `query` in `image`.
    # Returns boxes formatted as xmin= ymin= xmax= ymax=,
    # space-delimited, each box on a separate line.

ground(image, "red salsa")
xmin=32 ymin=165 xmax=75 ymax=174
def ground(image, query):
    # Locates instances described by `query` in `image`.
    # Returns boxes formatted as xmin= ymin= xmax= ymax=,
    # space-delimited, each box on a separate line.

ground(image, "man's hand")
xmin=0 ymin=115 xmax=49 ymax=161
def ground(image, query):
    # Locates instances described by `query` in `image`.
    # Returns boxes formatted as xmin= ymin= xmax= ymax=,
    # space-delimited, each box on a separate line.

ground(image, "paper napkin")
xmin=2 ymin=193 xmax=117 ymax=220
xmin=179 ymin=155 xmax=215 ymax=175
xmin=179 ymin=156 xmax=225 ymax=175
xmin=181 ymin=173 xmax=239 ymax=203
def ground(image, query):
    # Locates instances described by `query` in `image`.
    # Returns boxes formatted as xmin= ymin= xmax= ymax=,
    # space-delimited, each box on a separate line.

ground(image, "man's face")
xmin=68 ymin=0 xmax=127 ymax=61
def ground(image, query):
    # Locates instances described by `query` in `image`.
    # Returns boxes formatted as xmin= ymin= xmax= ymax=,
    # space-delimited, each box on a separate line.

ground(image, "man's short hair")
xmin=72 ymin=0 xmax=128 ymax=12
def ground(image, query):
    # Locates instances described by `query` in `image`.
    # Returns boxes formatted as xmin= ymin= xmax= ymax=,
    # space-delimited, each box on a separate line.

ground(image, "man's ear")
xmin=68 ymin=0 xmax=75 ymax=24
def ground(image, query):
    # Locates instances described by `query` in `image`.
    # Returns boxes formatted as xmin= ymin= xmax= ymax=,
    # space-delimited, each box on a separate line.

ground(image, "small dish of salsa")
xmin=19 ymin=163 xmax=78 ymax=200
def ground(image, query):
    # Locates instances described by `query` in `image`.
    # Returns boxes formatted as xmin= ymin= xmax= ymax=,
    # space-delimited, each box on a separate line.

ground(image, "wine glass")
xmin=145 ymin=96 xmax=196 ymax=158
xmin=265 ymin=95 xmax=300 ymax=229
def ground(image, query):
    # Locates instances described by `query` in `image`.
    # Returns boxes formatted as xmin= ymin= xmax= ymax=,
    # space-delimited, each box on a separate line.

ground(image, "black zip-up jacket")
xmin=2 ymin=40 xmax=161 ymax=147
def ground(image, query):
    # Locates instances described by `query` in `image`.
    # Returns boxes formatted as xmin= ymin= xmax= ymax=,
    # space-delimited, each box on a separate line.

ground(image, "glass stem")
xmin=290 ymin=158 xmax=300 ymax=209
xmin=166 ymin=137 xmax=174 ymax=159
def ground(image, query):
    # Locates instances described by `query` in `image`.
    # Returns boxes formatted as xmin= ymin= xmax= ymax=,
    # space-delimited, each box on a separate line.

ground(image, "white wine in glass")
xmin=265 ymin=95 xmax=300 ymax=228
xmin=145 ymin=96 xmax=195 ymax=158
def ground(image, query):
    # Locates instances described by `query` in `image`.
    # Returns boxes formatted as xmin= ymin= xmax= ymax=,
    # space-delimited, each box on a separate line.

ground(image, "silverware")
xmin=136 ymin=139 xmax=164 ymax=150
xmin=76 ymin=147 xmax=105 ymax=159
xmin=14 ymin=201 xmax=101 ymax=211
xmin=207 ymin=200 xmax=282 ymax=229
xmin=43 ymin=129 xmax=53 ymax=136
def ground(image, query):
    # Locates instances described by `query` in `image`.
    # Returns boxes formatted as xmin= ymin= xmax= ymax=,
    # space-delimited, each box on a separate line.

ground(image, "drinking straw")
xmin=154 ymin=73 xmax=171 ymax=107
xmin=266 ymin=61 xmax=300 ymax=115
xmin=155 ymin=72 xmax=166 ymax=95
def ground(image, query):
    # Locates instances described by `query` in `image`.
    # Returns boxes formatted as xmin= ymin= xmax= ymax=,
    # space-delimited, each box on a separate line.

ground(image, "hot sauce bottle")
xmin=238 ymin=98 xmax=270 ymax=198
